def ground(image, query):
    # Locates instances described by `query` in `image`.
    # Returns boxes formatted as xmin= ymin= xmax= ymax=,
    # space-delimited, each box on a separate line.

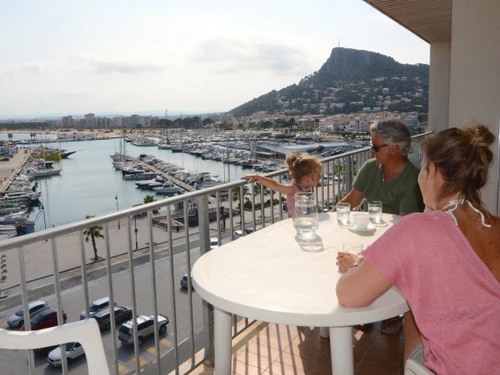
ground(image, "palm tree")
xmin=143 ymin=195 xmax=159 ymax=215
xmin=232 ymin=185 xmax=249 ymax=201
xmin=83 ymin=215 xmax=105 ymax=261
xmin=253 ymin=182 xmax=271 ymax=197
xmin=7 ymin=133 xmax=13 ymax=143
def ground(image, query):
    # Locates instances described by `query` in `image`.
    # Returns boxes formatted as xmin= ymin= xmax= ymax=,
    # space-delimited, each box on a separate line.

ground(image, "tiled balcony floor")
xmin=189 ymin=320 xmax=405 ymax=375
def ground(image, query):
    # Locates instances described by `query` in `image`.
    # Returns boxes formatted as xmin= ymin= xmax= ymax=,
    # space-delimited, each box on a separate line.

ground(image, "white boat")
xmin=135 ymin=179 xmax=164 ymax=189
xmin=153 ymin=182 xmax=183 ymax=195
xmin=0 ymin=211 xmax=27 ymax=224
xmin=123 ymin=172 xmax=157 ymax=181
xmin=131 ymin=138 xmax=156 ymax=147
xmin=26 ymin=168 xmax=62 ymax=178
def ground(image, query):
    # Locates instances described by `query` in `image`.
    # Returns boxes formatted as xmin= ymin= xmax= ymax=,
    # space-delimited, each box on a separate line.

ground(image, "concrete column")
xmin=449 ymin=0 xmax=500 ymax=213
xmin=428 ymin=42 xmax=451 ymax=132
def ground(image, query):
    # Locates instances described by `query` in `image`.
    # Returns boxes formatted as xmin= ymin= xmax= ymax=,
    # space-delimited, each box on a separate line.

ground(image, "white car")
xmin=47 ymin=342 xmax=85 ymax=367
xmin=233 ymin=226 xmax=263 ymax=240
xmin=210 ymin=237 xmax=219 ymax=250
xmin=118 ymin=315 xmax=169 ymax=346
xmin=7 ymin=301 xmax=49 ymax=328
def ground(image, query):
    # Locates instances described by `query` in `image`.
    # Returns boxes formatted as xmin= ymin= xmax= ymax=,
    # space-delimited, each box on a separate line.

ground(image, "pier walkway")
xmin=0 ymin=149 xmax=31 ymax=194
xmin=136 ymin=159 xmax=217 ymax=204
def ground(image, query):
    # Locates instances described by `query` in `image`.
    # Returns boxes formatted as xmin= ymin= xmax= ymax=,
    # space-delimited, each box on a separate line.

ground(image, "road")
xmin=0 ymin=245 xmax=206 ymax=375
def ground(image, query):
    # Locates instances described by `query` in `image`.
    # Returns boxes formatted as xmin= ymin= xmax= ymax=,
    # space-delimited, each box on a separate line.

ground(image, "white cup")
xmin=353 ymin=213 xmax=370 ymax=230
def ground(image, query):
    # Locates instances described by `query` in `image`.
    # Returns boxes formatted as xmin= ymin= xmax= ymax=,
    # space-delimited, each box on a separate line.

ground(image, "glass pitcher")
xmin=293 ymin=192 xmax=319 ymax=239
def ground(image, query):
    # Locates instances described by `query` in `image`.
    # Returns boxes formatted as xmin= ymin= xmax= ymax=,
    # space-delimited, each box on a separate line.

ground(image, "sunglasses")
xmin=370 ymin=143 xmax=389 ymax=152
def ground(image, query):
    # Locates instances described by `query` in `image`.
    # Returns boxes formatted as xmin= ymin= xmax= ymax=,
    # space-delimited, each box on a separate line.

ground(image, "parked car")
xmin=47 ymin=342 xmax=85 ymax=367
xmin=0 ymin=157 xmax=10 ymax=162
xmin=94 ymin=305 xmax=133 ymax=330
xmin=118 ymin=315 xmax=169 ymax=346
xmin=33 ymin=344 xmax=59 ymax=357
xmin=21 ymin=308 xmax=67 ymax=331
xmin=80 ymin=297 xmax=114 ymax=320
xmin=210 ymin=237 xmax=219 ymax=250
xmin=7 ymin=300 xmax=49 ymax=328
xmin=180 ymin=273 xmax=194 ymax=289
xmin=233 ymin=226 xmax=263 ymax=239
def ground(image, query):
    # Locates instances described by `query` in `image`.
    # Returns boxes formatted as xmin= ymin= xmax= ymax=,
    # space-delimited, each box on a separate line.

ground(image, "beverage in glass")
xmin=336 ymin=202 xmax=351 ymax=227
xmin=368 ymin=201 xmax=383 ymax=224
xmin=343 ymin=241 xmax=363 ymax=254
xmin=293 ymin=192 xmax=319 ymax=239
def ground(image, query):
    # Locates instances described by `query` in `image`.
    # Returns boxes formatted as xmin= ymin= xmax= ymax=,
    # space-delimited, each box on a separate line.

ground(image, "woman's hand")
xmin=336 ymin=252 xmax=362 ymax=273
xmin=241 ymin=174 xmax=259 ymax=183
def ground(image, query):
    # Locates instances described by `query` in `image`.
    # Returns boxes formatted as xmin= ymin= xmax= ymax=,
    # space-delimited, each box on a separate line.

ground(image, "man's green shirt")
xmin=353 ymin=158 xmax=424 ymax=215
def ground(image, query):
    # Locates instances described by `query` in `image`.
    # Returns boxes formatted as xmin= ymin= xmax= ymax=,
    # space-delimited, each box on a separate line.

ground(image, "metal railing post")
xmin=197 ymin=195 xmax=215 ymax=365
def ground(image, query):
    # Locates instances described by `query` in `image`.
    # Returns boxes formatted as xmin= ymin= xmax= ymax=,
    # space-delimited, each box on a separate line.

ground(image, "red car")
xmin=21 ymin=308 xmax=67 ymax=331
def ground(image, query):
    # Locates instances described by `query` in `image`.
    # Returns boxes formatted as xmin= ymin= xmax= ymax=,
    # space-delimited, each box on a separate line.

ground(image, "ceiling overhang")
xmin=363 ymin=0 xmax=452 ymax=44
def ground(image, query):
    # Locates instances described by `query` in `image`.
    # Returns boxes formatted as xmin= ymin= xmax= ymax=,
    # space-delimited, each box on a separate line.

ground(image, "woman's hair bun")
xmin=465 ymin=123 xmax=495 ymax=150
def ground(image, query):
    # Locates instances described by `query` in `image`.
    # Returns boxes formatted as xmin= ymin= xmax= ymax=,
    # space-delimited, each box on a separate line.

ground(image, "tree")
xmin=83 ymin=215 xmax=105 ymax=261
xmin=7 ymin=133 xmax=13 ymax=142
xmin=253 ymin=182 xmax=270 ymax=197
xmin=232 ymin=185 xmax=249 ymax=201
xmin=203 ymin=118 xmax=214 ymax=126
xmin=143 ymin=195 xmax=160 ymax=215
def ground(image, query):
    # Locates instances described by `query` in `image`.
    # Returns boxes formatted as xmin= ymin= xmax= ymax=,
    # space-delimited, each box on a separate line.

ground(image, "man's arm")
xmin=331 ymin=188 xmax=365 ymax=212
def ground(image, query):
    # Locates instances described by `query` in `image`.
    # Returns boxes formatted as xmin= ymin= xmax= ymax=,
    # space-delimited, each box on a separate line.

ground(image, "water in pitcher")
xmin=293 ymin=192 xmax=319 ymax=239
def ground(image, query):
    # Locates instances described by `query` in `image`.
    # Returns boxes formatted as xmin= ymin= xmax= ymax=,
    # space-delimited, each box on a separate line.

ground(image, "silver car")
xmin=80 ymin=297 xmax=113 ymax=320
xmin=8 ymin=301 xmax=49 ymax=328
xmin=118 ymin=315 xmax=169 ymax=346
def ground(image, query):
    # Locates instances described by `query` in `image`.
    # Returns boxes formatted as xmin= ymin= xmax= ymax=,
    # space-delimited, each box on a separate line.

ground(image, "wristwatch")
xmin=351 ymin=263 xmax=359 ymax=268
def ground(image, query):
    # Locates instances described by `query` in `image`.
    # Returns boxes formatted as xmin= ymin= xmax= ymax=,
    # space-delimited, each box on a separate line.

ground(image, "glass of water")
xmin=293 ymin=192 xmax=319 ymax=239
xmin=368 ymin=201 xmax=383 ymax=224
xmin=336 ymin=202 xmax=351 ymax=227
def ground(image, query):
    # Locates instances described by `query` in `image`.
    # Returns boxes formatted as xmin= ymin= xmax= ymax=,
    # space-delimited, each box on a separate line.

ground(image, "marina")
xmin=0 ymin=134 xmax=265 ymax=232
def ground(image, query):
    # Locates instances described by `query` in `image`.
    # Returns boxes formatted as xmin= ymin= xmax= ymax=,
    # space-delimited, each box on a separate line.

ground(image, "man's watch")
xmin=351 ymin=263 xmax=359 ymax=268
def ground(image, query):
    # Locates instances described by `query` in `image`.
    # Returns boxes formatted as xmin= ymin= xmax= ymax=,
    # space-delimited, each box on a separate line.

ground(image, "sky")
xmin=0 ymin=0 xmax=430 ymax=119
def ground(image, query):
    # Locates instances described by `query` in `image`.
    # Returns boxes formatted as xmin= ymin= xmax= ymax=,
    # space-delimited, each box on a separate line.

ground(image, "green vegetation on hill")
xmin=230 ymin=47 xmax=429 ymax=117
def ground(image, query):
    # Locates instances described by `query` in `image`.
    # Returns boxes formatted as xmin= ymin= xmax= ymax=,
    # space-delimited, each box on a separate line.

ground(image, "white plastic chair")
xmin=0 ymin=319 xmax=110 ymax=375
xmin=405 ymin=359 xmax=434 ymax=375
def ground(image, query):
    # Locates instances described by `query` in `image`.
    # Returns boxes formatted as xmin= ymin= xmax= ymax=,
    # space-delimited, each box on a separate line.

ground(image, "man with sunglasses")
xmin=332 ymin=119 xmax=424 ymax=334
xmin=334 ymin=119 xmax=424 ymax=216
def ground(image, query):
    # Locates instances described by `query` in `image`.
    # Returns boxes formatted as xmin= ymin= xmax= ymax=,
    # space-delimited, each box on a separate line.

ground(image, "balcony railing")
xmin=0 ymin=132 xmax=431 ymax=375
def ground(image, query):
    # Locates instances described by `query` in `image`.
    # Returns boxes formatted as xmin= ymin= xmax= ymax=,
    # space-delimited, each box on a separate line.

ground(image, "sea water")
xmin=1 ymin=136 xmax=248 ymax=230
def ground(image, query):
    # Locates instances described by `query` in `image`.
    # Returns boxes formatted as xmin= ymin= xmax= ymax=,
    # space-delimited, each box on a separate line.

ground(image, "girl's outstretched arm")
xmin=241 ymin=174 xmax=296 ymax=196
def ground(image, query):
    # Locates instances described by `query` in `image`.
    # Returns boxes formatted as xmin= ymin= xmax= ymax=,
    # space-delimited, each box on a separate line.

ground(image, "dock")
xmin=0 ymin=150 xmax=31 ymax=194
xmin=136 ymin=159 xmax=217 ymax=204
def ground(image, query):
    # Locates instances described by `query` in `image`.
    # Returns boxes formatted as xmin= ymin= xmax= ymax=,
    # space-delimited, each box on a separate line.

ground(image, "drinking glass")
xmin=342 ymin=241 xmax=363 ymax=254
xmin=293 ymin=192 xmax=319 ymax=239
xmin=368 ymin=201 xmax=383 ymax=224
xmin=336 ymin=202 xmax=351 ymax=227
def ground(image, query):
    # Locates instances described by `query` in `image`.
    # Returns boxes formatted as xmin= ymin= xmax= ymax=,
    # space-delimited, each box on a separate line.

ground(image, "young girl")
xmin=241 ymin=153 xmax=322 ymax=217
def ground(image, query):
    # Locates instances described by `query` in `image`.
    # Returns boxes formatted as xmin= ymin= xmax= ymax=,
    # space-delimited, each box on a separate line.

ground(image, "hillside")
xmin=229 ymin=47 xmax=429 ymax=117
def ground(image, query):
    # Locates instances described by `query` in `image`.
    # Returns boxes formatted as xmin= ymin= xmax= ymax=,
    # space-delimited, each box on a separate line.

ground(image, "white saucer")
xmin=348 ymin=223 xmax=376 ymax=232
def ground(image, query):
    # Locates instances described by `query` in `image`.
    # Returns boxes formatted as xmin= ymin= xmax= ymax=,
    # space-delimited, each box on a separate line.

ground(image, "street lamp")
xmin=115 ymin=195 xmax=120 ymax=229
xmin=134 ymin=216 xmax=138 ymax=250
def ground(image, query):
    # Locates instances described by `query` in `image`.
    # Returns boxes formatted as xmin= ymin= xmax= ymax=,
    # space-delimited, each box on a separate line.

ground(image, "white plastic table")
xmin=192 ymin=213 xmax=409 ymax=375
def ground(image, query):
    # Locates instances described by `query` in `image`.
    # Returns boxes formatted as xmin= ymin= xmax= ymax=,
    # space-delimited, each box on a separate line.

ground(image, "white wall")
xmin=448 ymin=0 xmax=500 ymax=213
xmin=428 ymin=42 xmax=451 ymax=132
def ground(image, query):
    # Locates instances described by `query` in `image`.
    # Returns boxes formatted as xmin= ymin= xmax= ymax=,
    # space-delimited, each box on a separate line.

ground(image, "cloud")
xmin=191 ymin=37 xmax=312 ymax=75
xmin=66 ymin=53 xmax=164 ymax=74
xmin=1 ymin=61 xmax=48 ymax=76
